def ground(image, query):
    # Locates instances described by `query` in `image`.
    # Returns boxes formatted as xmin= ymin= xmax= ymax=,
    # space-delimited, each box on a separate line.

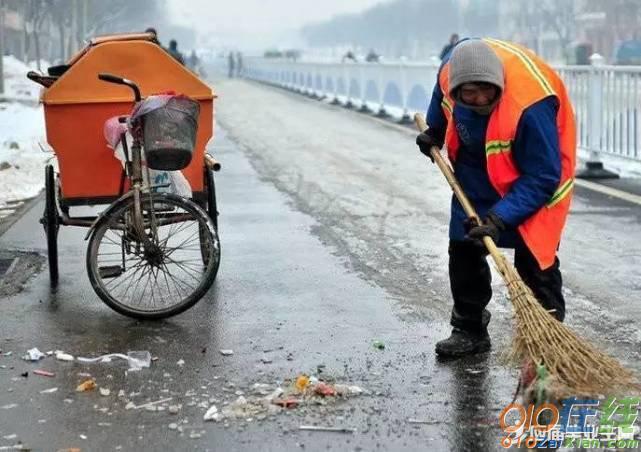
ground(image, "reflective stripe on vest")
xmin=547 ymin=178 xmax=574 ymax=208
xmin=483 ymin=38 xmax=555 ymax=97
xmin=485 ymin=140 xmax=512 ymax=156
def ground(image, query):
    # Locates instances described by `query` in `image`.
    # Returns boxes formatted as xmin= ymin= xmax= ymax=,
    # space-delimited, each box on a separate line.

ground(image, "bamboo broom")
xmin=414 ymin=113 xmax=638 ymax=397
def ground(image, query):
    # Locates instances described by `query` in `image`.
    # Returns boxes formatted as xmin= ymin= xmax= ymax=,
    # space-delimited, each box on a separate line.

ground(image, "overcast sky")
xmin=168 ymin=0 xmax=386 ymax=49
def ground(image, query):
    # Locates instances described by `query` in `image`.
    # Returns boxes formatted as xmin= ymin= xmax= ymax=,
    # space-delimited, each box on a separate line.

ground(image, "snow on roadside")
xmin=0 ymin=102 xmax=50 ymax=208
xmin=0 ymin=55 xmax=51 ymax=208
xmin=2 ymin=55 xmax=44 ymax=102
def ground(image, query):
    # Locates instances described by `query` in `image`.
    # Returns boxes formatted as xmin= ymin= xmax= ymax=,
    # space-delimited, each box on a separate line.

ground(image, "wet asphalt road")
xmin=0 ymin=78 xmax=640 ymax=451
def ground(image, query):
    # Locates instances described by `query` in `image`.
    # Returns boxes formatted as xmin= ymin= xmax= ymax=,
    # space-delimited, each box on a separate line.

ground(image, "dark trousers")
xmin=448 ymin=238 xmax=565 ymax=333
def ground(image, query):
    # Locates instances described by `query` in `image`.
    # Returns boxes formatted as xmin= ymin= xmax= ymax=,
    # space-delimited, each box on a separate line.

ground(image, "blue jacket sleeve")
xmin=426 ymin=82 xmax=446 ymax=143
xmin=491 ymin=97 xmax=562 ymax=227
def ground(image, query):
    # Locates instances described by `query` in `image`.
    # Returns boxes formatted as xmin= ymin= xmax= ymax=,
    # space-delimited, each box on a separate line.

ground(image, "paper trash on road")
xmin=77 ymin=351 xmax=151 ymax=370
xmin=55 ymin=351 xmax=74 ymax=362
xmin=76 ymin=379 xmax=97 ymax=392
xmin=33 ymin=370 xmax=55 ymax=377
xmin=203 ymin=405 xmax=219 ymax=421
xmin=22 ymin=348 xmax=45 ymax=361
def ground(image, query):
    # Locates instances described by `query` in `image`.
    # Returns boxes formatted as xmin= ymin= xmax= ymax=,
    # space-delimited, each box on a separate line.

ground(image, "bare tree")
xmin=503 ymin=0 xmax=581 ymax=63
xmin=538 ymin=0 xmax=579 ymax=62
xmin=23 ymin=0 xmax=50 ymax=70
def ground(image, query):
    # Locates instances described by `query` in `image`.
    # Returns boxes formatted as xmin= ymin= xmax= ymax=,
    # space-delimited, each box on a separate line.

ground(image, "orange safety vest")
xmin=438 ymin=39 xmax=576 ymax=270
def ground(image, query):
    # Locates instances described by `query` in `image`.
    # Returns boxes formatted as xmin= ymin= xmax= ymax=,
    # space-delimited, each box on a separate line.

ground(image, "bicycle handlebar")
xmin=98 ymin=73 xmax=141 ymax=102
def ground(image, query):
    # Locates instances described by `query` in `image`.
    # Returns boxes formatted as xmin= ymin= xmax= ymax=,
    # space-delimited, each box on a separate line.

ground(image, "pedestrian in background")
xmin=228 ymin=52 xmax=235 ymax=78
xmin=236 ymin=52 xmax=243 ymax=77
xmin=439 ymin=33 xmax=460 ymax=60
xmin=167 ymin=39 xmax=185 ymax=65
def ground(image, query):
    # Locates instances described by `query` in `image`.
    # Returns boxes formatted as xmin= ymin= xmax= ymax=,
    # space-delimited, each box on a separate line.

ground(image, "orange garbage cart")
xmin=41 ymin=32 xmax=216 ymax=203
xmin=27 ymin=32 xmax=222 ymax=313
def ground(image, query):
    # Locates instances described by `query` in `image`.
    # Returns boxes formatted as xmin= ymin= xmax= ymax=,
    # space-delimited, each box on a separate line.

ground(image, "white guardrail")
xmin=232 ymin=57 xmax=641 ymax=176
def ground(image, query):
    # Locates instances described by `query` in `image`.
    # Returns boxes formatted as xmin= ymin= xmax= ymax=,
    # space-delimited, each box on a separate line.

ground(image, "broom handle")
xmin=413 ymin=113 xmax=507 ymax=267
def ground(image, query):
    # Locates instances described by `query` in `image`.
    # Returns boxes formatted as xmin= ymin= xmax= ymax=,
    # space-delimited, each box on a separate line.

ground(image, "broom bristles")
xmin=505 ymin=271 xmax=639 ymax=397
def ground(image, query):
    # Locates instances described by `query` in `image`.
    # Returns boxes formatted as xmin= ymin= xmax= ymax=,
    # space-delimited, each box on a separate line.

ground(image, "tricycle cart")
xmin=28 ymin=33 xmax=222 ymax=319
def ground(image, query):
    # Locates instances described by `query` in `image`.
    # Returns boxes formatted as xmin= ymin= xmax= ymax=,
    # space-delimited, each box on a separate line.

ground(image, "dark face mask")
xmin=453 ymin=87 xmax=502 ymax=116
xmin=458 ymin=99 xmax=500 ymax=116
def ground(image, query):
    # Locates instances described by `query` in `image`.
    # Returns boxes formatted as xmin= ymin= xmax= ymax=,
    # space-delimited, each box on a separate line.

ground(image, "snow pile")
xmin=2 ymin=55 xmax=43 ymax=101
xmin=0 ymin=102 xmax=49 ymax=207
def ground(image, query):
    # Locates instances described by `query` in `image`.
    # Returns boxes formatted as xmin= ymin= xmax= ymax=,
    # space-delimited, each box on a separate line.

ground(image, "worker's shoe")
xmin=435 ymin=327 xmax=491 ymax=358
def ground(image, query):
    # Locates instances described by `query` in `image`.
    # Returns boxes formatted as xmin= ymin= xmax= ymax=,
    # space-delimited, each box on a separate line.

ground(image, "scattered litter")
xmin=465 ymin=368 xmax=483 ymax=375
xmin=295 ymin=375 xmax=310 ymax=392
xmin=77 ymin=372 xmax=92 ymax=378
xmin=219 ymin=349 xmax=234 ymax=356
xmin=129 ymin=397 xmax=172 ymax=410
xmin=40 ymin=387 xmax=58 ymax=394
xmin=196 ymin=374 xmax=368 ymax=424
xmin=2 ymin=434 xmax=17 ymax=440
xmin=189 ymin=431 xmax=202 ymax=439
xmin=23 ymin=347 xmax=45 ymax=361
xmin=176 ymin=359 xmax=185 ymax=367
xmin=77 ymin=351 xmax=151 ymax=370
xmin=261 ymin=357 xmax=273 ymax=364
xmin=168 ymin=423 xmax=178 ymax=430
xmin=407 ymin=418 xmax=442 ymax=425
xmin=76 ymin=380 xmax=97 ymax=392
xmin=1 ymin=404 xmax=18 ymax=409
xmin=20 ymin=372 xmax=28 ymax=378
xmin=99 ymin=388 xmax=111 ymax=397
xmin=79 ymin=434 xmax=87 ymax=439
xmin=251 ymin=383 xmax=271 ymax=396
xmin=33 ymin=370 xmax=55 ymax=377
xmin=372 ymin=340 xmax=385 ymax=350
xmin=203 ymin=405 xmax=219 ymax=421
xmin=299 ymin=425 xmax=356 ymax=433
xmin=98 ymin=422 xmax=112 ymax=427
xmin=55 ymin=351 xmax=74 ymax=362
xmin=314 ymin=382 xmax=336 ymax=397
xmin=274 ymin=398 xmax=299 ymax=409
xmin=118 ymin=390 xmax=126 ymax=398
xmin=63 ymin=399 xmax=73 ymax=404
xmin=266 ymin=388 xmax=284 ymax=402
xmin=334 ymin=384 xmax=366 ymax=396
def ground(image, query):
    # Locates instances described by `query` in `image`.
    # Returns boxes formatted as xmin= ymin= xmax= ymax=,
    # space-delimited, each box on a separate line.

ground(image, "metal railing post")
xmin=577 ymin=53 xmax=618 ymax=179
xmin=398 ymin=59 xmax=411 ymax=124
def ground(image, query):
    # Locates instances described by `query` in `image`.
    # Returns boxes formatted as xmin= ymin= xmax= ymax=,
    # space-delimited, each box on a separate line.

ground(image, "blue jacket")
xmin=426 ymin=52 xmax=561 ymax=247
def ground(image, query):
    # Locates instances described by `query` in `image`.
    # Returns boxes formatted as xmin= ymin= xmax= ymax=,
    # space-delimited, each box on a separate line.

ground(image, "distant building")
xmin=578 ymin=0 xmax=641 ymax=62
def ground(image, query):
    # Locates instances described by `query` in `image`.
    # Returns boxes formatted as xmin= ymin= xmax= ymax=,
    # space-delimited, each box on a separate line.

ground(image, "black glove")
xmin=464 ymin=212 xmax=505 ymax=246
xmin=415 ymin=129 xmax=443 ymax=162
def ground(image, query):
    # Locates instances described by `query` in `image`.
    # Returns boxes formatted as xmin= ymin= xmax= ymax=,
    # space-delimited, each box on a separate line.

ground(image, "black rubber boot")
xmin=435 ymin=327 xmax=491 ymax=358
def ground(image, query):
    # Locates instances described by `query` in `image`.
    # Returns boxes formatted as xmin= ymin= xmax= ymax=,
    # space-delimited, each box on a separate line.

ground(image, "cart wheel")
xmin=42 ymin=165 xmax=59 ymax=286
xmin=87 ymin=192 xmax=220 ymax=320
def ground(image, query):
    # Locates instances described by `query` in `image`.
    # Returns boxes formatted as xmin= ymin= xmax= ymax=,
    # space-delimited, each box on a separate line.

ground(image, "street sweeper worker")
xmin=416 ymin=38 xmax=576 ymax=358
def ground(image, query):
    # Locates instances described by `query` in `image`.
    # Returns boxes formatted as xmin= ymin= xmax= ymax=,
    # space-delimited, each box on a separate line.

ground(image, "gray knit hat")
xmin=449 ymin=40 xmax=504 ymax=97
